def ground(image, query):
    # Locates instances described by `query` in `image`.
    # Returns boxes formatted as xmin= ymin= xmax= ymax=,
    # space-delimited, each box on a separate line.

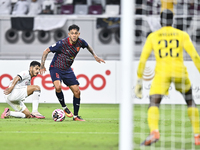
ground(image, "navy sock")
xmin=56 ymin=91 xmax=66 ymax=107
xmin=73 ymin=96 xmax=80 ymax=116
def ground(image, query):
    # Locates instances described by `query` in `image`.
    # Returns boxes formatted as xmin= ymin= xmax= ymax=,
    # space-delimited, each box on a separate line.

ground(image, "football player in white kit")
xmin=1 ymin=61 xmax=45 ymax=119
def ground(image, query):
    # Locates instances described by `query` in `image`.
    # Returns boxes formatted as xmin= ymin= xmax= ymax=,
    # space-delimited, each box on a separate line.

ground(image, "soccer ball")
xmin=52 ymin=109 xmax=65 ymax=122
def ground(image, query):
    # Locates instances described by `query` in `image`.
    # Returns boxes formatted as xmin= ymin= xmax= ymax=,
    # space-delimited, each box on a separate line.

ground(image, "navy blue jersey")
xmin=49 ymin=37 xmax=88 ymax=70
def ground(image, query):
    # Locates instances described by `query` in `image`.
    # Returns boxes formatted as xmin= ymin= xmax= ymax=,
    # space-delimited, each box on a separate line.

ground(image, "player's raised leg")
xmin=54 ymin=80 xmax=73 ymax=118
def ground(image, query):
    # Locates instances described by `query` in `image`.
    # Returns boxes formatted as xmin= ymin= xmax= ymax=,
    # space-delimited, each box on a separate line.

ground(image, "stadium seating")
xmin=146 ymin=0 xmax=153 ymax=15
xmin=73 ymin=0 xmax=87 ymax=5
xmin=11 ymin=0 xmax=17 ymax=3
xmin=104 ymin=4 xmax=120 ymax=15
xmin=63 ymin=0 xmax=73 ymax=4
xmin=188 ymin=4 xmax=200 ymax=15
xmin=60 ymin=4 xmax=74 ymax=14
xmin=74 ymin=4 xmax=88 ymax=15
xmin=54 ymin=0 xmax=64 ymax=4
xmin=106 ymin=0 xmax=120 ymax=5
xmin=88 ymin=4 xmax=103 ymax=14
xmin=2 ymin=0 xmax=200 ymax=61
xmin=174 ymin=3 xmax=184 ymax=15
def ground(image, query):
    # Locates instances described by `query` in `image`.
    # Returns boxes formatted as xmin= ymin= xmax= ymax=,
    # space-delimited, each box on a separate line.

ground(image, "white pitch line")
xmin=0 ymin=131 xmax=193 ymax=136
xmin=0 ymin=131 xmax=119 ymax=134
xmin=1 ymin=118 xmax=190 ymax=121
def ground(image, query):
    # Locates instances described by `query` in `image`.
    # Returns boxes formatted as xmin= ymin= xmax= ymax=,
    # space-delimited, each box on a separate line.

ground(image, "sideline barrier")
xmin=0 ymin=60 xmax=200 ymax=104
xmin=0 ymin=60 xmax=117 ymax=104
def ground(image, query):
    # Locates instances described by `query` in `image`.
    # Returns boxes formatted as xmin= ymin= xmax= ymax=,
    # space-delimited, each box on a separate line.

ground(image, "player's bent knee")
xmin=149 ymin=95 xmax=162 ymax=108
xmin=74 ymin=90 xmax=80 ymax=97
xmin=184 ymin=88 xmax=192 ymax=100
xmin=54 ymin=85 xmax=62 ymax=92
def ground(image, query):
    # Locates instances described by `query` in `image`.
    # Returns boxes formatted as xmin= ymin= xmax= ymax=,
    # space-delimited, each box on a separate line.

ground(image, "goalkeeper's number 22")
xmin=158 ymin=39 xmax=179 ymax=58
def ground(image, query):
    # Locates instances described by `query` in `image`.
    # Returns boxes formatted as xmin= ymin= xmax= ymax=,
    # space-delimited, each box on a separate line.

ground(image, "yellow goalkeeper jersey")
xmin=137 ymin=26 xmax=200 ymax=79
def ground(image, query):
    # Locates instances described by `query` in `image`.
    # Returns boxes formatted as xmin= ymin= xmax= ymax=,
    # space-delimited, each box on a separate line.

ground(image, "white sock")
xmin=10 ymin=111 xmax=26 ymax=118
xmin=62 ymin=106 xmax=67 ymax=110
xmin=32 ymin=91 xmax=40 ymax=113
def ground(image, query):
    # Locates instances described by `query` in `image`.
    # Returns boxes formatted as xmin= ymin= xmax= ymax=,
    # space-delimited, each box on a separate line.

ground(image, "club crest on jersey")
xmin=70 ymin=56 xmax=74 ymax=59
xmin=76 ymin=47 xmax=80 ymax=52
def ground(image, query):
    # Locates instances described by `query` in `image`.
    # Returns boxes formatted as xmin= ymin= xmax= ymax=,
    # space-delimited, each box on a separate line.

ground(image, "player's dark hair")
xmin=68 ymin=24 xmax=80 ymax=31
xmin=30 ymin=61 xmax=41 ymax=67
xmin=160 ymin=9 xmax=173 ymax=26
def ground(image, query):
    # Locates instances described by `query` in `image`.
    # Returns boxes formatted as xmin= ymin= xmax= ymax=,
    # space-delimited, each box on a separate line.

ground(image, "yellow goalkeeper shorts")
xmin=149 ymin=75 xmax=191 ymax=95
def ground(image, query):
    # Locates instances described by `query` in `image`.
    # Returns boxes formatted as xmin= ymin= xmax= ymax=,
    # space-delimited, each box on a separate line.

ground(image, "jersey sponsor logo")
xmin=56 ymin=73 xmax=59 ymax=79
xmin=25 ymin=81 xmax=29 ymax=85
xmin=143 ymin=67 xmax=155 ymax=81
xmin=52 ymin=43 xmax=56 ymax=47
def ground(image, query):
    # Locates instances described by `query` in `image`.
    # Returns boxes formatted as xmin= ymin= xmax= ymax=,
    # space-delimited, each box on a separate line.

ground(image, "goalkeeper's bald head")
xmin=160 ymin=9 xmax=174 ymax=27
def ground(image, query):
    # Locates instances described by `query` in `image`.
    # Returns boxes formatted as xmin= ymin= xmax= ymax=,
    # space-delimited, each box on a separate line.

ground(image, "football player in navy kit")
xmin=40 ymin=24 xmax=105 ymax=121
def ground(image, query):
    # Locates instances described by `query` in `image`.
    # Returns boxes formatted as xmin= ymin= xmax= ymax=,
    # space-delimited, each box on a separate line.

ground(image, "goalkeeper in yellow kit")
xmin=135 ymin=9 xmax=200 ymax=146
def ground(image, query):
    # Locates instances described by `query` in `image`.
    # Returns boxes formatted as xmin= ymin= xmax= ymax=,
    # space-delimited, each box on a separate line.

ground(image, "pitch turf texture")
xmin=0 ymin=103 xmax=200 ymax=150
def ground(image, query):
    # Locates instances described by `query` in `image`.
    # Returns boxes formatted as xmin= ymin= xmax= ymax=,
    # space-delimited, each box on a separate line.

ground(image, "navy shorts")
xmin=49 ymin=67 xmax=79 ymax=86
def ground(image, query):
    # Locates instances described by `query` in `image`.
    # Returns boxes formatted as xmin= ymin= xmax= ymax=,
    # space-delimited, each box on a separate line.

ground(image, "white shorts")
xmin=4 ymin=86 xmax=28 ymax=112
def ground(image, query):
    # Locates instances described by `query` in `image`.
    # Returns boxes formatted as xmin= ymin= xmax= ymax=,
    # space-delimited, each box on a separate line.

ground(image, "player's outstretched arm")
xmin=87 ymin=45 xmax=105 ymax=63
xmin=135 ymin=33 xmax=153 ymax=99
xmin=40 ymin=48 xmax=51 ymax=75
xmin=183 ymin=33 xmax=200 ymax=72
xmin=4 ymin=76 xmax=20 ymax=95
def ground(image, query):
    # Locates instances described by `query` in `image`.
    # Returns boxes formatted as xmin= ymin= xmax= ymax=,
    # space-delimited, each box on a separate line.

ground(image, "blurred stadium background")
xmin=1 ymin=0 xmax=200 ymax=150
xmin=1 ymin=0 xmax=200 ymax=61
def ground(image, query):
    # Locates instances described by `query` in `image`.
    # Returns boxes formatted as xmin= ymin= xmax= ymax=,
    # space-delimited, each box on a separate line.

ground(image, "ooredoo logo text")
xmin=0 ymin=70 xmax=111 ymax=91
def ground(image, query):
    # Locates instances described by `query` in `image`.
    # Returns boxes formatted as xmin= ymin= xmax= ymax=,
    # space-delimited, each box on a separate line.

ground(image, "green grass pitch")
xmin=0 ymin=103 xmax=200 ymax=150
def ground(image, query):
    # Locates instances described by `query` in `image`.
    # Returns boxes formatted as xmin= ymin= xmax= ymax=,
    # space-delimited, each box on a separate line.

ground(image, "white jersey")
xmin=9 ymin=70 xmax=31 ymax=88
xmin=27 ymin=2 xmax=42 ymax=16
xmin=0 ymin=0 xmax=11 ymax=15
xmin=12 ymin=1 xmax=29 ymax=15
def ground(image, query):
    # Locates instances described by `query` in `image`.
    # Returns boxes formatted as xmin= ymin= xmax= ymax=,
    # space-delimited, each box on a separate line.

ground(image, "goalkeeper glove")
xmin=134 ymin=78 xmax=143 ymax=99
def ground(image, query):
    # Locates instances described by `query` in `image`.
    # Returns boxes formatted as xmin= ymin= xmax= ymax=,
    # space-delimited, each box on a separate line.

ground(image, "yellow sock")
xmin=187 ymin=107 xmax=200 ymax=134
xmin=148 ymin=106 xmax=159 ymax=132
